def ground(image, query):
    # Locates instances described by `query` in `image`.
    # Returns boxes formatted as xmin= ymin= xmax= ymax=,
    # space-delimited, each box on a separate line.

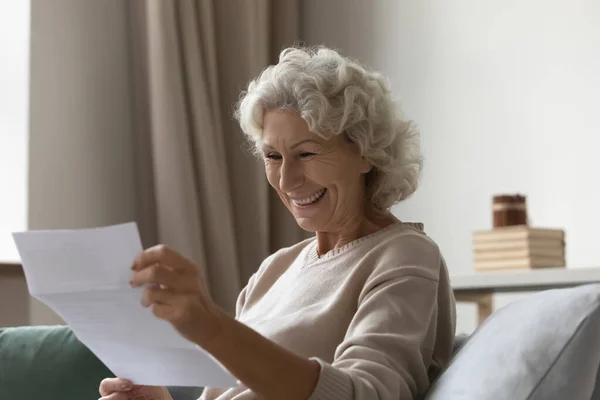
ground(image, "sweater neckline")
xmin=303 ymin=221 xmax=424 ymax=266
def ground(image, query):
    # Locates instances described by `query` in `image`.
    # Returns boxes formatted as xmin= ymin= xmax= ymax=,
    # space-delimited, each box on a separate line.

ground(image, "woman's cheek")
xmin=264 ymin=164 xmax=280 ymax=189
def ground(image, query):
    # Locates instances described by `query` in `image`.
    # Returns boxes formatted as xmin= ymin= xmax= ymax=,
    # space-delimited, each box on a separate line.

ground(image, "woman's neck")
xmin=315 ymin=212 xmax=398 ymax=257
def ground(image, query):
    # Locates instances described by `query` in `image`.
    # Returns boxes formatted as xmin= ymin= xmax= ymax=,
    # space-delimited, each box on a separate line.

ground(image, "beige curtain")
xmin=127 ymin=0 xmax=307 ymax=313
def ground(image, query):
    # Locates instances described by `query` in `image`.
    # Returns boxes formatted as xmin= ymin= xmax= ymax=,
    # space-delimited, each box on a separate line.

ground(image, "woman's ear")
xmin=360 ymin=157 xmax=373 ymax=174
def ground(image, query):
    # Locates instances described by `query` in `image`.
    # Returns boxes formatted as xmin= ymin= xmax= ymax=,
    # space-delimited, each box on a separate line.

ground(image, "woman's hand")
xmin=98 ymin=377 xmax=172 ymax=400
xmin=130 ymin=245 xmax=321 ymax=400
xmin=130 ymin=244 xmax=224 ymax=347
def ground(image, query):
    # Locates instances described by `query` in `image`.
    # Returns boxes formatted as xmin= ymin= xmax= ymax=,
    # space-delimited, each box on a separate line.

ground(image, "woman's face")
xmin=261 ymin=110 xmax=372 ymax=232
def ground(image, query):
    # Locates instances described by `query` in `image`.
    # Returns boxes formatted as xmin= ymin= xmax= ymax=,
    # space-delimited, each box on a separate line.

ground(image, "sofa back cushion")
xmin=426 ymin=284 xmax=600 ymax=400
xmin=0 ymin=325 xmax=114 ymax=400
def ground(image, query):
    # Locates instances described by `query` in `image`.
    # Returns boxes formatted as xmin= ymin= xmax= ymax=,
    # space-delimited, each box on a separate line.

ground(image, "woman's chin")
xmin=286 ymin=194 xmax=329 ymax=231
xmin=293 ymin=216 xmax=322 ymax=232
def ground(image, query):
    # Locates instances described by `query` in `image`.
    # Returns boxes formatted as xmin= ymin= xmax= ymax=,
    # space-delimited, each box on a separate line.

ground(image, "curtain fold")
xmin=127 ymin=0 xmax=307 ymax=313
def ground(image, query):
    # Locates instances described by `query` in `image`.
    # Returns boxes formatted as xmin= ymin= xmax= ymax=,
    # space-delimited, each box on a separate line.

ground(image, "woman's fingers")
xmin=142 ymin=288 xmax=187 ymax=322
xmin=99 ymin=393 xmax=129 ymax=400
xmin=141 ymin=286 xmax=173 ymax=307
xmin=131 ymin=264 xmax=197 ymax=291
xmin=99 ymin=377 xmax=133 ymax=396
xmin=139 ymin=288 xmax=193 ymax=323
xmin=132 ymin=244 xmax=195 ymax=274
xmin=151 ymin=302 xmax=177 ymax=321
xmin=99 ymin=380 xmax=171 ymax=400
xmin=128 ymin=245 xmax=216 ymax=345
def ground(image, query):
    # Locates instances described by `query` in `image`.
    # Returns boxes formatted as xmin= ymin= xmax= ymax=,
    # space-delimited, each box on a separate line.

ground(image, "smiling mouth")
xmin=292 ymin=188 xmax=327 ymax=207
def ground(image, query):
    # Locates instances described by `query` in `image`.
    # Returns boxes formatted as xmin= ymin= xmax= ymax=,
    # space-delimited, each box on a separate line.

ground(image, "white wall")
xmin=303 ymin=0 xmax=600 ymax=332
xmin=0 ymin=2 xmax=29 ymax=263
xmin=0 ymin=1 xmax=30 ymax=328
xmin=23 ymin=0 xmax=138 ymax=325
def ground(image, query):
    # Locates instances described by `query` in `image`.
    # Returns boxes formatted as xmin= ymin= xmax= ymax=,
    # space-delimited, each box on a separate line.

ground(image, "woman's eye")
xmin=299 ymin=152 xmax=315 ymax=158
xmin=266 ymin=154 xmax=282 ymax=160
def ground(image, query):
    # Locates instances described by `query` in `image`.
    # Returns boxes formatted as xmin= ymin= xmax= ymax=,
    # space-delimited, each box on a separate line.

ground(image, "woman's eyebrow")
xmin=262 ymin=139 xmax=322 ymax=152
xmin=290 ymin=139 xmax=322 ymax=149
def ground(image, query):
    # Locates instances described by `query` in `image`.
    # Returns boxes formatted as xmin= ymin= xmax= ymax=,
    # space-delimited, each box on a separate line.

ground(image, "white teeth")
xmin=293 ymin=189 xmax=326 ymax=206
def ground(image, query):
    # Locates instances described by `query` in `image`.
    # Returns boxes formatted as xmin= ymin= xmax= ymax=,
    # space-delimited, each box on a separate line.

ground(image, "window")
xmin=0 ymin=2 xmax=30 ymax=263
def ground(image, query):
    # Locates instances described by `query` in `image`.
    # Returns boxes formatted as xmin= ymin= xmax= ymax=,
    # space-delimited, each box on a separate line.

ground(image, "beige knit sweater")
xmin=201 ymin=222 xmax=456 ymax=400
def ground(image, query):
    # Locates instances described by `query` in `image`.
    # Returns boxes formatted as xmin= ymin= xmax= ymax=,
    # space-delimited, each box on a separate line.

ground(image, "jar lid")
xmin=493 ymin=194 xmax=526 ymax=204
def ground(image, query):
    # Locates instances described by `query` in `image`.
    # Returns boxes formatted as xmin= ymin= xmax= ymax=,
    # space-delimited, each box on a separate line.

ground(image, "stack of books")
xmin=472 ymin=226 xmax=565 ymax=271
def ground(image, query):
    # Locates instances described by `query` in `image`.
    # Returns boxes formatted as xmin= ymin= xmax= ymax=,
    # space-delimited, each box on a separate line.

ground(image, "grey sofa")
xmin=427 ymin=283 xmax=600 ymax=399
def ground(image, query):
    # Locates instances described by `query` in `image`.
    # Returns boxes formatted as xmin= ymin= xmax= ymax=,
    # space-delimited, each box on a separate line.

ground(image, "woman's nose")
xmin=279 ymin=159 xmax=303 ymax=193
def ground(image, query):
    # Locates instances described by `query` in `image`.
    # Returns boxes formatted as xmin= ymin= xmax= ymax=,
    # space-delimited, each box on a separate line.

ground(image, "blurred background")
xmin=1 ymin=0 xmax=599 ymax=334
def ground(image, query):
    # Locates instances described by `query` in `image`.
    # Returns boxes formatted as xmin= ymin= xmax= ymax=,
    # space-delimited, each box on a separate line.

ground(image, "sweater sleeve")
xmin=234 ymin=252 xmax=276 ymax=318
xmin=234 ymin=275 xmax=254 ymax=318
xmin=307 ymin=268 xmax=443 ymax=400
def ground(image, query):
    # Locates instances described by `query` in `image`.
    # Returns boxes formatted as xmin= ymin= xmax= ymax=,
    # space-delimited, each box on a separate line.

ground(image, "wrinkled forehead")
xmin=260 ymin=110 xmax=325 ymax=148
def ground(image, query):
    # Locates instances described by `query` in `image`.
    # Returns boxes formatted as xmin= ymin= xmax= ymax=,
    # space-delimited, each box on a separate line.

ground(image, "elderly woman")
xmin=100 ymin=46 xmax=456 ymax=400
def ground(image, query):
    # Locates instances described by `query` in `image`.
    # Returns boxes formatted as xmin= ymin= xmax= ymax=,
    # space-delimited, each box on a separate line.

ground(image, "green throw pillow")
xmin=0 ymin=325 xmax=114 ymax=400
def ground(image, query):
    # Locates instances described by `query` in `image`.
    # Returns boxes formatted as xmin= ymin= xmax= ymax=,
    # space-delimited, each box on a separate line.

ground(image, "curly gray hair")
xmin=234 ymin=46 xmax=422 ymax=212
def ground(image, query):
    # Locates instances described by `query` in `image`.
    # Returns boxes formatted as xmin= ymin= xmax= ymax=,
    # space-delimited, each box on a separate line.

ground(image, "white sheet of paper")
xmin=12 ymin=222 xmax=237 ymax=388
